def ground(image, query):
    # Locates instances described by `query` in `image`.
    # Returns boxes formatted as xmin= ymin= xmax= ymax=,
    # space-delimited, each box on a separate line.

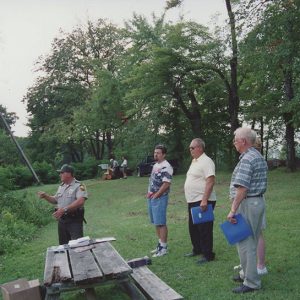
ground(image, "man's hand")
xmin=37 ymin=191 xmax=46 ymax=199
xmin=227 ymin=211 xmax=237 ymax=224
xmin=53 ymin=208 xmax=65 ymax=220
xmin=200 ymin=200 xmax=208 ymax=212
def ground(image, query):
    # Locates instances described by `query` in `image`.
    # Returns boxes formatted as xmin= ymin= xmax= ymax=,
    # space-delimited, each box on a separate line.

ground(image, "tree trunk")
xmin=100 ymin=133 xmax=106 ymax=160
xmin=95 ymin=130 xmax=102 ymax=160
xmin=283 ymin=69 xmax=296 ymax=172
xmin=225 ymin=0 xmax=240 ymax=135
xmin=188 ymin=92 xmax=202 ymax=137
xmin=173 ymin=88 xmax=202 ymax=137
xmin=285 ymin=121 xmax=296 ymax=171
xmin=90 ymin=139 xmax=97 ymax=159
xmin=106 ymin=131 xmax=113 ymax=158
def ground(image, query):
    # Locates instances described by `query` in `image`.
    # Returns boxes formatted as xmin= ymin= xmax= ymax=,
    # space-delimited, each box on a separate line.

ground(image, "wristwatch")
xmin=64 ymin=207 xmax=68 ymax=214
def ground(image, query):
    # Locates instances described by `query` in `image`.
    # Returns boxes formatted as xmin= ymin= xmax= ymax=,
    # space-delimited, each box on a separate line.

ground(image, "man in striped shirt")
xmin=228 ymin=127 xmax=268 ymax=294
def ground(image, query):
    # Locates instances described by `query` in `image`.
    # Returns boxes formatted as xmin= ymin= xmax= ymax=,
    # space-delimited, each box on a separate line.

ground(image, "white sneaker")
xmin=233 ymin=264 xmax=242 ymax=271
xmin=152 ymin=247 xmax=168 ymax=257
xmin=257 ymin=266 xmax=268 ymax=275
xmin=150 ymin=243 xmax=160 ymax=254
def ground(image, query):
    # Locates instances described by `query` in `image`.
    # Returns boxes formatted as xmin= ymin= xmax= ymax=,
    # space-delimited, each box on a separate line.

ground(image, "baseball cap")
xmin=57 ymin=164 xmax=74 ymax=175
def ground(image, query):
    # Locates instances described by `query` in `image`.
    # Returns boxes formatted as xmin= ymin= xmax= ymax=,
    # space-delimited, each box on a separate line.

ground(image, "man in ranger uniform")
xmin=38 ymin=164 xmax=88 ymax=245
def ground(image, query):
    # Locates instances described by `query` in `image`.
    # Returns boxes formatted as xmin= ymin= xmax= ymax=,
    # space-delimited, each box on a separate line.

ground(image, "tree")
xmin=240 ymin=0 xmax=300 ymax=171
xmin=24 ymin=19 xmax=127 ymax=163
xmin=123 ymin=15 xmax=229 ymax=155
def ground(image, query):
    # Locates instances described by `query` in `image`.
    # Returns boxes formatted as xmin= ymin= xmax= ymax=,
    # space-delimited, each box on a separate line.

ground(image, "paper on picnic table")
xmin=68 ymin=236 xmax=116 ymax=248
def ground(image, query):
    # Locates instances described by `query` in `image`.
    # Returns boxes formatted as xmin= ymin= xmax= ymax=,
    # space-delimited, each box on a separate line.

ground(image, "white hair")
xmin=234 ymin=127 xmax=257 ymax=145
xmin=192 ymin=138 xmax=205 ymax=150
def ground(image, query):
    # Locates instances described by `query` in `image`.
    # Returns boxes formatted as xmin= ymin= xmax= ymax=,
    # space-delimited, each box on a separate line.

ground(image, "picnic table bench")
xmin=43 ymin=239 xmax=183 ymax=300
xmin=129 ymin=266 xmax=183 ymax=300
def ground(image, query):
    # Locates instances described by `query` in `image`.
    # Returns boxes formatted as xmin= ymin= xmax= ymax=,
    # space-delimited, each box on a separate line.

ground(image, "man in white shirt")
xmin=184 ymin=138 xmax=216 ymax=264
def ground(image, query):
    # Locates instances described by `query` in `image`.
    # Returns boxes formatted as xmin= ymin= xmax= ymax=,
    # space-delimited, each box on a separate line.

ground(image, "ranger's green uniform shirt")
xmin=55 ymin=179 xmax=88 ymax=208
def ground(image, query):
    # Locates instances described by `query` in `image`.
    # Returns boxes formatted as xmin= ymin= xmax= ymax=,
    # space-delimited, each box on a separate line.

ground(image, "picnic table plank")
xmin=131 ymin=266 xmax=183 ymax=300
xmin=44 ymin=248 xmax=72 ymax=286
xmin=92 ymin=242 xmax=132 ymax=279
xmin=69 ymin=248 xmax=103 ymax=284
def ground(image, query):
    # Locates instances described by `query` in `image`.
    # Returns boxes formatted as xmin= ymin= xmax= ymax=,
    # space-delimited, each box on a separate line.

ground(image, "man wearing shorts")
xmin=147 ymin=144 xmax=173 ymax=257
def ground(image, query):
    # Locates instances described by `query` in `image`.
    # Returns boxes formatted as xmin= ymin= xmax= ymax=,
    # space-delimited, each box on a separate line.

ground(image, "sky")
xmin=0 ymin=0 xmax=227 ymax=137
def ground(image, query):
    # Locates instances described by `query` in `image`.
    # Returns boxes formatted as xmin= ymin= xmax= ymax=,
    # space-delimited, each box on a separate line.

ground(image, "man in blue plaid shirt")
xmin=228 ymin=127 xmax=268 ymax=294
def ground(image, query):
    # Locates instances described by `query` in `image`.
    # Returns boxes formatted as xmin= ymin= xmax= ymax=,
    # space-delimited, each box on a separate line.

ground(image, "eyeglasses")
xmin=233 ymin=138 xmax=244 ymax=145
xmin=189 ymin=146 xmax=199 ymax=150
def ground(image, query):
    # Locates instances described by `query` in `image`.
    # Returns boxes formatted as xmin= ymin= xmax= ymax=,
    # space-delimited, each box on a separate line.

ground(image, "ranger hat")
xmin=57 ymin=164 xmax=74 ymax=175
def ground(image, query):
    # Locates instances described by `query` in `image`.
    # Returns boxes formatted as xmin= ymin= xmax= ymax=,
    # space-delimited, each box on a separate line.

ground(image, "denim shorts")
xmin=147 ymin=194 xmax=168 ymax=225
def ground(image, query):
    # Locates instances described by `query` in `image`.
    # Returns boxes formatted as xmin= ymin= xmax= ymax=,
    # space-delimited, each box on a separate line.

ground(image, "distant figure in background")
xmin=121 ymin=156 xmax=128 ymax=179
xmin=38 ymin=164 xmax=88 ymax=245
xmin=254 ymin=137 xmax=268 ymax=275
xmin=147 ymin=144 xmax=173 ymax=257
xmin=110 ymin=156 xmax=120 ymax=179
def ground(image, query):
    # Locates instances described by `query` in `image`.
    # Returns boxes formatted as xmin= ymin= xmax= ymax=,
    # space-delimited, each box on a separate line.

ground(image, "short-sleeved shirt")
xmin=184 ymin=153 xmax=216 ymax=203
xmin=55 ymin=179 xmax=88 ymax=208
xmin=230 ymin=147 xmax=268 ymax=199
xmin=148 ymin=160 xmax=173 ymax=195
xmin=121 ymin=159 xmax=128 ymax=167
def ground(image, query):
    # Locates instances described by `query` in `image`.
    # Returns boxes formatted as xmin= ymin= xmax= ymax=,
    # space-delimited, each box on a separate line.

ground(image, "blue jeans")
xmin=147 ymin=194 xmax=168 ymax=225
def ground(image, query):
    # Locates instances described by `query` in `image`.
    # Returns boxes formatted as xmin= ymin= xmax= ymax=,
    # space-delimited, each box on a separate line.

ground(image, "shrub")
xmin=0 ymin=210 xmax=36 ymax=255
xmin=7 ymin=165 xmax=34 ymax=188
xmin=33 ymin=161 xmax=59 ymax=184
xmin=0 ymin=167 xmax=14 ymax=191
xmin=0 ymin=191 xmax=53 ymax=254
xmin=72 ymin=158 xmax=100 ymax=180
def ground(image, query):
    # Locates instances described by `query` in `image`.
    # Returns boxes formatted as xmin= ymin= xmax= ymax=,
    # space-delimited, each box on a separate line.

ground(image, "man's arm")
xmin=200 ymin=175 xmax=215 ymax=211
xmin=227 ymin=186 xmax=247 ymax=223
xmin=37 ymin=191 xmax=57 ymax=204
xmin=53 ymin=197 xmax=86 ymax=220
xmin=152 ymin=182 xmax=171 ymax=199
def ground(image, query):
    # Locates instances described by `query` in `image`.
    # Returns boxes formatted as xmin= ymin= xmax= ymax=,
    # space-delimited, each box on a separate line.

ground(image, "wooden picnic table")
xmin=44 ymin=238 xmax=183 ymax=300
xmin=43 ymin=240 xmax=146 ymax=300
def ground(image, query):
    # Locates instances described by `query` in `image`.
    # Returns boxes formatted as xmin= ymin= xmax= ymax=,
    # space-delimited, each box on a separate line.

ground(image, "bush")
xmin=0 ymin=167 xmax=14 ymax=191
xmin=72 ymin=158 xmax=100 ymax=180
xmin=7 ymin=165 xmax=34 ymax=189
xmin=33 ymin=161 xmax=59 ymax=184
xmin=0 ymin=210 xmax=36 ymax=255
xmin=0 ymin=192 xmax=52 ymax=254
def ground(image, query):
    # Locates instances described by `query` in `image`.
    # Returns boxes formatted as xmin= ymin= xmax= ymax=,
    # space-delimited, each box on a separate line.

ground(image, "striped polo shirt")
xmin=230 ymin=147 xmax=268 ymax=199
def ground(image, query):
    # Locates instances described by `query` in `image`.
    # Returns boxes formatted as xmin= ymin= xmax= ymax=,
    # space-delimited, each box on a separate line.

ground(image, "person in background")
xmin=184 ymin=138 xmax=217 ymax=264
xmin=38 ymin=164 xmax=88 ymax=245
xmin=254 ymin=137 xmax=268 ymax=275
xmin=147 ymin=144 xmax=173 ymax=257
xmin=121 ymin=156 xmax=128 ymax=179
xmin=228 ymin=128 xmax=267 ymax=294
xmin=110 ymin=156 xmax=120 ymax=179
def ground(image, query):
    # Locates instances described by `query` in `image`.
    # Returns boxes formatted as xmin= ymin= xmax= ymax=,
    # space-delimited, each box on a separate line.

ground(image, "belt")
xmin=247 ymin=194 xmax=263 ymax=198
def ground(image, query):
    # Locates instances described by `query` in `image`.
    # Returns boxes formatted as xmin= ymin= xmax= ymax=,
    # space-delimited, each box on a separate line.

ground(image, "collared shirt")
xmin=55 ymin=179 xmax=88 ymax=208
xmin=230 ymin=147 xmax=268 ymax=199
xmin=184 ymin=153 xmax=216 ymax=203
xmin=148 ymin=160 xmax=173 ymax=195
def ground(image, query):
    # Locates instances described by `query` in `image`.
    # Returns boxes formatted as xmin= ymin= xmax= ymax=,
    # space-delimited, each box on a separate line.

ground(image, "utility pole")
xmin=0 ymin=112 xmax=41 ymax=184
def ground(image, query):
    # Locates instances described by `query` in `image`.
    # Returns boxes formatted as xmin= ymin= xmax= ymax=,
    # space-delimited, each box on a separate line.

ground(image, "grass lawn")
xmin=1 ymin=168 xmax=300 ymax=299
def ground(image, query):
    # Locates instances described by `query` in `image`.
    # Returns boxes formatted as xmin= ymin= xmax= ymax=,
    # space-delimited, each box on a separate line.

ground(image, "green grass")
xmin=1 ymin=169 xmax=300 ymax=299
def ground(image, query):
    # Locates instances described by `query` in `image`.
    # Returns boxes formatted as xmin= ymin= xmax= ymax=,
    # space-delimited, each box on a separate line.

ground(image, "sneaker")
xmin=257 ymin=266 xmax=268 ymax=275
xmin=152 ymin=246 xmax=168 ymax=257
xmin=150 ymin=243 xmax=160 ymax=254
xmin=233 ymin=264 xmax=242 ymax=271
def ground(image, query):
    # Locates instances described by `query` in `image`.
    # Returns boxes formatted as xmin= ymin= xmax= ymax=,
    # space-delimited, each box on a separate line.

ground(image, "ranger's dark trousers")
xmin=58 ymin=219 xmax=83 ymax=245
